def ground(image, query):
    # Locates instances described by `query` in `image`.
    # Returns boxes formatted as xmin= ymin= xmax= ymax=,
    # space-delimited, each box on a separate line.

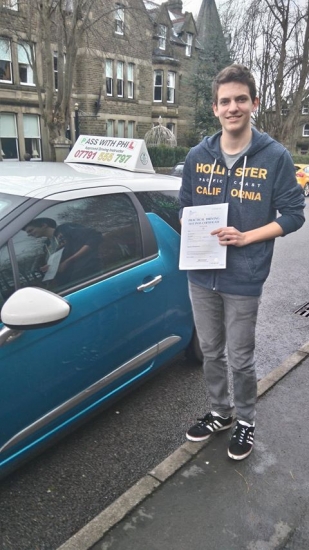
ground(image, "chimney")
xmin=167 ymin=0 xmax=183 ymax=13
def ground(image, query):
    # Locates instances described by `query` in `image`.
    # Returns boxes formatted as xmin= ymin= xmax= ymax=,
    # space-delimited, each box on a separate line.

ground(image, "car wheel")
xmin=304 ymin=183 xmax=309 ymax=197
xmin=186 ymin=329 xmax=203 ymax=364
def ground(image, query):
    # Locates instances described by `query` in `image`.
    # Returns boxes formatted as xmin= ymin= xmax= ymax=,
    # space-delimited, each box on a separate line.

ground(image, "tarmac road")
xmin=0 ymin=201 xmax=308 ymax=550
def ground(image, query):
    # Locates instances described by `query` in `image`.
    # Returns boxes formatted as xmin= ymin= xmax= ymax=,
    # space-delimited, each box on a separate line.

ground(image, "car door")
xmin=0 ymin=188 xmax=172 ymax=472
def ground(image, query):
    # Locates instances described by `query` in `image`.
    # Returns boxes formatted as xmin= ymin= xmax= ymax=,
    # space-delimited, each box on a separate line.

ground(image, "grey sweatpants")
xmin=189 ymin=282 xmax=261 ymax=424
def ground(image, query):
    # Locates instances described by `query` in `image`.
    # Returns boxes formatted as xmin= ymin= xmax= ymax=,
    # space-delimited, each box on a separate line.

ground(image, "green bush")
xmin=148 ymin=145 xmax=190 ymax=167
xmin=292 ymin=155 xmax=309 ymax=164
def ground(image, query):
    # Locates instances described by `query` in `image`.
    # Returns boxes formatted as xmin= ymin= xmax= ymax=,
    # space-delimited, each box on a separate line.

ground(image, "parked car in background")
xmin=170 ymin=161 xmax=184 ymax=178
xmin=0 ymin=137 xmax=200 ymax=478
xmin=295 ymin=164 xmax=309 ymax=196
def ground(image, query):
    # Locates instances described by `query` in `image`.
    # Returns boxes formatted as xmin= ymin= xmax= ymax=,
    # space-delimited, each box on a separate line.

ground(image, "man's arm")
xmin=211 ymin=221 xmax=283 ymax=247
xmin=58 ymin=245 xmax=90 ymax=272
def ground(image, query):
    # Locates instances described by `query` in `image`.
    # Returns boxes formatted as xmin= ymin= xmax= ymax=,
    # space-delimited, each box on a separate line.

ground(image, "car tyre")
xmin=186 ymin=329 xmax=203 ymax=364
xmin=304 ymin=183 xmax=309 ymax=197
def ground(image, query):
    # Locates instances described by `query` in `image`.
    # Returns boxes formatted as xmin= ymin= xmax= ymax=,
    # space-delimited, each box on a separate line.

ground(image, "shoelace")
xmin=232 ymin=425 xmax=251 ymax=446
xmin=196 ymin=413 xmax=214 ymax=428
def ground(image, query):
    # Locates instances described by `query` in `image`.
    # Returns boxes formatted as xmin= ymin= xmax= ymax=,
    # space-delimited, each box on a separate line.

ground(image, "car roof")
xmin=1 ymin=161 xmax=181 ymax=199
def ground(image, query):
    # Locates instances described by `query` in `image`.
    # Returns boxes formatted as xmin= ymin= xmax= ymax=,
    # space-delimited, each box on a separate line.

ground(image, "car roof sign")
xmin=65 ymin=135 xmax=155 ymax=173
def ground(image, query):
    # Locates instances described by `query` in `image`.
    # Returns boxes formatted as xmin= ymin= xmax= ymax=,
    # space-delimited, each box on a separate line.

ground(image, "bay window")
xmin=0 ymin=113 xmax=19 ymax=160
xmin=117 ymin=61 xmax=124 ymax=97
xmin=18 ymin=42 xmax=34 ymax=85
xmin=23 ymin=114 xmax=41 ymax=160
xmin=0 ymin=38 xmax=12 ymax=83
xmin=107 ymin=120 xmax=114 ymax=137
xmin=154 ymin=70 xmax=163 ymax=102
xmin=167 ymin=71 xmax=175 ymax=103
xmin=158 ymin=25 xmax=167 ymax=50
xmin=185 ymin=33 xmax=193 ymax=57
xmin=115 ymin=5 xmax=124 ymax=35
xmin=106 ymin=59 xmax=113 ymax=96
xmin=118 ymin=120 xmax=125 ymax=137
xmin=127 ymin=63 xmax=134 ymax=98
xmin=128 ymin=121 xmax=134 ymax=138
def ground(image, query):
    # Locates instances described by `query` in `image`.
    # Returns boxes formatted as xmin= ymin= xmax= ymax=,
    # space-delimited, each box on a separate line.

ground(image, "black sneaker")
xmin=186 ymin=411 xmax=233 ymax=442
xmin=228 ymin=421 xmax=255 ymax=460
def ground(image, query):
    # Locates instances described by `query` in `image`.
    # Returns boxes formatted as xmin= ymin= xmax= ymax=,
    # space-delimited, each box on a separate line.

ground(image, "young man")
xmin=179 ymin=64 xmax=305 ymax=460
xmin=24 ymin=218 xmax=102 ymax=285
xmin=23 ymin=218 xmax=59 ymax=273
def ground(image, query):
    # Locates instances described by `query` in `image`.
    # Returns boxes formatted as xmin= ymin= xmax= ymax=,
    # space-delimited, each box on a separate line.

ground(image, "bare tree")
xmin=219 ymin=0 xmax=309 ymax=151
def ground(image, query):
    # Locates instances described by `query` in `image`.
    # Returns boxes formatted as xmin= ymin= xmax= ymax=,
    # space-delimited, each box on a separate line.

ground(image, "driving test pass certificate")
xmin=179 ymin=203 xmax=229 ymax=270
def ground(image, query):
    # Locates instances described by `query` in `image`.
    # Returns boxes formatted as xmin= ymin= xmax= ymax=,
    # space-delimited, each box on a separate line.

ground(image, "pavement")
xmin=57 ymin=341 xmax=309 ymax=550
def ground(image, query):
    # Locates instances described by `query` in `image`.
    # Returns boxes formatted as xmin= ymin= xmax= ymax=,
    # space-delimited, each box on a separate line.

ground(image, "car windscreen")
xmin=0 ymin=193 xmax=26 ymax=221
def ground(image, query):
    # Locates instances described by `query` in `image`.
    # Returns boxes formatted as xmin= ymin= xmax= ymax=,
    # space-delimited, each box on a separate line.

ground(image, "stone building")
xmin=0 ymin=0 xmax=224 ymax=161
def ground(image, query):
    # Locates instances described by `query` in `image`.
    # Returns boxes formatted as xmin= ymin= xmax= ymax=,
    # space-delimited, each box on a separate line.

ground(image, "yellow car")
xmin=295 ymin=164 xmax=309 ymax=196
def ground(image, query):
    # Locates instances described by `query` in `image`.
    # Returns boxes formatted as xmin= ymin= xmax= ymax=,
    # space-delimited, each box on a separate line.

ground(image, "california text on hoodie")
xmin=179 ymin=128 xmax=305 ymax=296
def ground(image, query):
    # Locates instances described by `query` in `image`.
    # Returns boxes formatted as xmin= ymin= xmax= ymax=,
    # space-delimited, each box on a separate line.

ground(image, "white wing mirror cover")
xmin=1 ymin=287 xmax=71 ymax=330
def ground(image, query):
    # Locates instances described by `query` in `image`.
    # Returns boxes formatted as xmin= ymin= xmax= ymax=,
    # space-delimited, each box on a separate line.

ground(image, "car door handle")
xmin=137 ymin=275 xmax=162 ymax=292
xmin=0 ymin=326 xmax=23 ymax=347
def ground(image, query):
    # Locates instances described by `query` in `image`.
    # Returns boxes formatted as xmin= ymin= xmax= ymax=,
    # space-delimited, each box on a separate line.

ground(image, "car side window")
xmin=136 ymin=190 xmax=181 ymax=234
xmin=0 ymin=244 xmax=15 ymax=311
xmin=7 ymin=193 xmax=143 ymax=298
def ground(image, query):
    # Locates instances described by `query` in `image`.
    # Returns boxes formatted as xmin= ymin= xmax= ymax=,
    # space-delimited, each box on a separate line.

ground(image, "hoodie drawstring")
xmin=239 ymin=156 xmax=247 ymax=203
xmin=208 ymin=159 xmax=217 ymax=194
xmin=208 ymin=155 xmax=248 ymax=203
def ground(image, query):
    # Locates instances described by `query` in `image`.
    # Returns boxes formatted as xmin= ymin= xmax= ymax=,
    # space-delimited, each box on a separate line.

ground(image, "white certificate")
xmin=42 ymin=248 xmax=64 ymax=281
xmin=179 ymin=203 xmax=229 ymax=270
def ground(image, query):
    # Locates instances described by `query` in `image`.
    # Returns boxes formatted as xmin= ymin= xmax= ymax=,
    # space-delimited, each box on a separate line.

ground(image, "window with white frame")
xmin=185 ymin=33 xmax=193 ymax=57
xmin=3 ymin=0 xmax=18 ymax=10
xmin=158 ymin=25 xmax=167 ymax=50
xmin=0 ymin=38 xmax=12 ymax=83
xmin=118 ymin=120 xmax=125 ymax=137
xmin=303 ymin=124 xmax=309 ymax=137
xmin=127 ymin=63 xmax=134 ymax=98
xmin=154 ymin=70 xmax=163 ymax=102
xmin=18 ymin=42 xmax=34 ymax=85
xmin=106 ymin=120 xmax=114 ymax=136
xmin=115 ymin=5 xmax=124 ymax=35
xmin=167 ymin=71 xmax=175 ymax=103
xmin=128 ymin=121 xmax=134 ymax=138
xmin=0 ymin=113 xmax=19 ymax=160
xmin=54 ymin=53 xmax=58 ymax=90
xmin=302 ymin=105 xmax=309 ymax=115
xmin=23 ymin=114 xmax=41 ymax=160
xmin=106 ymin=59 xmax=113 ymax=96
xmin=166 ymin=122 xmax=175 ymax=134
xmin=53 ymin=52 xmax=65 ymax=91
xmin=117 ymin=61 xmax=124 ymax=97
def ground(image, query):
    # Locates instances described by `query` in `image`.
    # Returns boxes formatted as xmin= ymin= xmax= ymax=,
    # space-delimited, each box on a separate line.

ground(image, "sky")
xmin=155 ymin=0 xmax=223 ymax=17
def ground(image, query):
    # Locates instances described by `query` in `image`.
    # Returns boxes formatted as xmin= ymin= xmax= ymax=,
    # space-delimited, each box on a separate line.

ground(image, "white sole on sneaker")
xmin=186 ymin=422 xmax=233 ymax=442
xmin=227 ymin=446 xmax=253 ymax=460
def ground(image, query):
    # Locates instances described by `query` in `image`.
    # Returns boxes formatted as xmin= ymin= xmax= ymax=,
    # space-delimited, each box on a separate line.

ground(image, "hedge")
xmin=147 ymin=148 xmax=309 ymax=168
xmin=292 ymin=155 xmax=309 ymax=164
xmin=148 ymin=145 xmax=190 ymax=167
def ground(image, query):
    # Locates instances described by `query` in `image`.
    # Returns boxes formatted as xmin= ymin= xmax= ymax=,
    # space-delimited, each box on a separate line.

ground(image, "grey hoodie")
xmin=179 ymin=128 xmax=305 ymax=296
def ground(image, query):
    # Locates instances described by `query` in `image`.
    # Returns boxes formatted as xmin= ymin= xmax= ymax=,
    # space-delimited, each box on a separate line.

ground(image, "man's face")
xmin=25 ymin=224 xmax=47 ymax=238
xmin=213 ymin=82 xmax=259 ymax=136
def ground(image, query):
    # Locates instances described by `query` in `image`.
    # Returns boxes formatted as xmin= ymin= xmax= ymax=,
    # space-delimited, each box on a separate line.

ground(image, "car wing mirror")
xmin=1 ymin=287 xmax=71 ymax=330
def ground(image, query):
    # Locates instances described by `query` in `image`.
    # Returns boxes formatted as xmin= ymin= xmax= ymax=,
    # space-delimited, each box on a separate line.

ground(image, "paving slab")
xmin=91 ymin=357 xmax=309 ymax=550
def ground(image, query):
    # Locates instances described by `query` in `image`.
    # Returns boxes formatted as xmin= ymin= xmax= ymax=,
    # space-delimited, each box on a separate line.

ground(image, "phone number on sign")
xmin=74 ymin=150 xmax=132 ymax=164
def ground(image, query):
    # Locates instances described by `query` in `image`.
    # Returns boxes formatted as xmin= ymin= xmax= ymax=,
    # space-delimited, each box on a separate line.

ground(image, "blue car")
xmin=0 ymin=137 xmax=200 ymax=478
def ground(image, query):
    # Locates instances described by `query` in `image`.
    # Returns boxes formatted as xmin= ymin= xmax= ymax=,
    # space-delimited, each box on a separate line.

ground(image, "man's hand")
xmin=211 ymin=226 xmax=246 ymax=247
xmin=58 ymin=259 xmax=70 ymax=273
xmin=211 ymin=221 xmax=284 ymax=247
